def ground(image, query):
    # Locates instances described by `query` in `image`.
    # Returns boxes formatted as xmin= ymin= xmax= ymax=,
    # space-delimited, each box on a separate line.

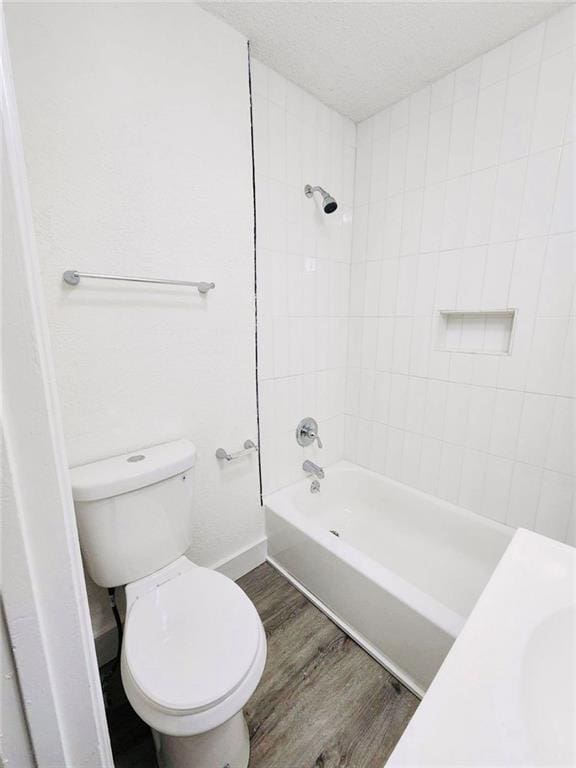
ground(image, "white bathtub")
xmin=265 ymin=461 xmax=513 ymax=696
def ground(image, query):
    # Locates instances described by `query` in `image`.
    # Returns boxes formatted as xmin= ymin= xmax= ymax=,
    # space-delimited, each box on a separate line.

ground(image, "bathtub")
xmin=265 ymin=461 xmax=513 ymax=696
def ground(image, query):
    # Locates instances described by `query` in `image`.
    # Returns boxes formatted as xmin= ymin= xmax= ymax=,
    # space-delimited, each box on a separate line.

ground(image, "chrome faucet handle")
xmin=296 ymin=417 xmax=323 ymax=448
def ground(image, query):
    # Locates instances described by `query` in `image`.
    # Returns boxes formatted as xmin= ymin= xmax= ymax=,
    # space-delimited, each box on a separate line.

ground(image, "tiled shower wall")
xmin=345 ymin=7 xmax=575 ymax=545
xmin=251 ymin=60 xmax=355 ymax=494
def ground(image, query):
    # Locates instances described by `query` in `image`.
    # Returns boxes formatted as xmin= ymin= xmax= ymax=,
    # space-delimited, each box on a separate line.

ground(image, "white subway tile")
xmin=431 ymin=72 xmax=455 ymax=112
xmin=526 ymin=318 xmax=569 ymax=395
xmin=447 ymin=96 xmax=477 ymax=178
xmin=400 ymin=189 xmax=424 ymax=256
xmin=373 ymin=107 xmax=391 ymax=143
xmin=480 ymin=242 xmax=515 ymax=310
xmin=482 ymin=455 xmax=513 ymax=523
xmin=367 ymin=200 xmax=386 ymax=260
xmin=459 ymin=448 xmax=488 ymax=514
xmin=507 ymin=462 xmax=542 ymax=529
xmin=480 ymin=42 xmax=511 ymax=88
xmin=420 ymin=181 xmax=446 ymax=253
xmin=382 ymin=194 xmax=403 ymax=258
xmin=396 ymin=254 xmax=419 ymax=315
xmin=363 ymin=260 xmax=382 ymax=317
xmin=405 ymin=376 xmax=427 ymax=434
xmin=444 ymin=382 xmax=472 ymax=445
xmin=391 ymin=317 xmax=413 ymax=374
xmin=391 ymin=98 xmax=410 ymax=131
xmin=378 ymin=258 xmax=400 ymax=315
xmin=457 ymin=245 xmax=486 ymax=309
xmin=531 ymin=47 xmax=575 ymax=153
xmin=442 ymin=175 xmax=471 ymax=250
xmin=518 ymin=147 xmax=562 ymax=238
xmin=465 ymin=169 xmax=498 ymax=247
xmin=360 ymin=317 xmax=378 ymax=369
xmin=490 ymin=158 xmax=527 ymax=243
xmin=454 ymin=58 xmax=482 ymax=101
xmin=423 ymin=379 xmax=448 ymax=439
xmin=550 ymin=142 xmax=576 ymax=234
xmin=385 ymin=426 xmax=405 ymax=480
xmin=466 ymin=386 xmax=496 ymax=452
xmin=401 ymin=431 xmax=423 ymax=487
xmin=516 ymin=392 xmax=555 ymax=466
xmin=435 ymin=249 xmax=462 ymax=309
xmin=499 ymin=65 xmax=539 ymax=163
xmin=545 ymin=396 xmax=575 ymax=476
xmin=357 ymin=369 xmax=376 ymax=421
xmin=354 ymin=143 xmax=373 ymax=207
xmin=426 ymin=106 xmax=452 ymax=184
xmin=370 ymin=421 xmax=388 ymax=474
xmin=414 ymin=252 xmax=439 ymax=316
xmin=510 ymin=23 xmax=545 ymax=74
xmin=388 ymin=127 xmax=409 ymax=196
xmin=376 ymin=317 xmax=394 ymax=371
xmin=557 ymin=319 xmax=575 ymax=399
xmin=370 ymin=138 xmax=390 ymax=202
xmin=538 ymin=233 xmax=576 ymax=317
xmin=356 ymin=117 xmax=374 ymax=148
xmin=438 ymin=441 xmax=464 ymax=503
xmin=473 ymin=81 xmax=507 ymax=170
xmin=409 ymin=317 xmax=432 ymax=377
xmin=418 ymin=436 xmax=442 ymax=495
xmin=356 ymin=418 xmax=374 ymax=468
xmin=490 ymin=389 xmax=524 ymax=459
xmin=373 ymin=371 xmax=392 ymax=424
xmin=535 ymin=470 xmax=575 ymax=541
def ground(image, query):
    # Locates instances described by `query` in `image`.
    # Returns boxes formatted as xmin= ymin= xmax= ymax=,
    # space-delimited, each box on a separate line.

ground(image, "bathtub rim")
xmin=265 ymin=460 xmax=514 ymax=640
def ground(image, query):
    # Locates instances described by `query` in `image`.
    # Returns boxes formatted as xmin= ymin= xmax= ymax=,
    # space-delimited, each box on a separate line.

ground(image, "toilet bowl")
xmin=121 ymin=557 xmax=266 ymax=767
xmin=69 ymin=439 xmax=266 ymax=768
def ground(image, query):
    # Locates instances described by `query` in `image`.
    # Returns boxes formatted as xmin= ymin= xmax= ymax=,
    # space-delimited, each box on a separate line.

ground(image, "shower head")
xmin=304 ymin=184 xmax=338 ymax=214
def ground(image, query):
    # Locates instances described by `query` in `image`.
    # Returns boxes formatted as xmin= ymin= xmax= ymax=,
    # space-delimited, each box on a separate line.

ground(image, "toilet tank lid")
xmin=70 ymin=439 xmax=196 ymax=501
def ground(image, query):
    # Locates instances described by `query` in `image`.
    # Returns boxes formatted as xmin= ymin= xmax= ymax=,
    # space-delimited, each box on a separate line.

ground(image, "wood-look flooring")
xmin=106 ymin=562 xmax=418 ymax=768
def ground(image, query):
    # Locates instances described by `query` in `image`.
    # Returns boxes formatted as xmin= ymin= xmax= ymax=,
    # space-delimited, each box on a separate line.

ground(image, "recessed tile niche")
xmin=437 ymin=310 xmax=516 ymax=355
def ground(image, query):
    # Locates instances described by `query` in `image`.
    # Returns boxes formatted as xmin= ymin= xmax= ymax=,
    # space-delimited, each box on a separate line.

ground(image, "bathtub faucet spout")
xmin=303 ymin=460 xmax=325 ymax=480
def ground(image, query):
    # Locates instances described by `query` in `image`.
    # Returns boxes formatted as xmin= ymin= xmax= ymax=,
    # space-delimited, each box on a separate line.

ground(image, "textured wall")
xmin=346 ymin=7 xmax=575 ymax=545
xmin=251 ymin=59 xmax=355 ymax=494
xmin=6 ymin=2 xmax=263 ymax=637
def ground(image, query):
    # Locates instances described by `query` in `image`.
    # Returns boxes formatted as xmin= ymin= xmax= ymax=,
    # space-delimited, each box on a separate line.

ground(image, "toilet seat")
xmin=121 ymin=558 xmax=267 ymax=736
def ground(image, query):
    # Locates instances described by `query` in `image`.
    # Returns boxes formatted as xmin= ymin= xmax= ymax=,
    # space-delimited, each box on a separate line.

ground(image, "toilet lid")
xmin=124 ymin=567 xmax=262 ymax=714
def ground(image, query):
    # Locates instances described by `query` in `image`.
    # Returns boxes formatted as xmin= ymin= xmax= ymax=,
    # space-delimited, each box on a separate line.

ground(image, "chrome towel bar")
xmin=215 ymin=440 xmax=258 ymax=462
xmin=62 ymin=270 xmax=215 ymax=294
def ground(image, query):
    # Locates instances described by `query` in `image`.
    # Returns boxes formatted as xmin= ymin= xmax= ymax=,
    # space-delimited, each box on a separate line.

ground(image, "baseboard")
xmin=95 ymin=537 xmax=268 ymax=667
xmin=267 ymin=555 xmax=425 ymax=700
xmin=211 ymin=536 xmax=268 ymax=581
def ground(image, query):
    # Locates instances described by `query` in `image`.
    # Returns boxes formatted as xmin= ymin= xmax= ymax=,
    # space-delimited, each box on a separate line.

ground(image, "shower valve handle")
xmin=296 ymin=417 xmax=323 ymax=449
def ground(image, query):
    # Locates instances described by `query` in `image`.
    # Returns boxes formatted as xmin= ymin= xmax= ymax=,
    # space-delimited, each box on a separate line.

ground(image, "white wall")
xmin=6 ymin=2 xmax=263 ymax=638
xmin=251 ymin=59 xmax=356 ymax=494
xmin=346 ymin=6 xmax=575 ymax=545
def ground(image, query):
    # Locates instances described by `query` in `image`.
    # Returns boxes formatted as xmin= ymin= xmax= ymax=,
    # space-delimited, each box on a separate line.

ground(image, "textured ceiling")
xmin=200 ymin=1 xmax=568 ymax=121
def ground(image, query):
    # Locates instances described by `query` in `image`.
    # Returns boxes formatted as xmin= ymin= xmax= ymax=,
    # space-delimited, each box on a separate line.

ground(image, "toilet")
xmin=70 ymin=439 xmax=266 ymax=768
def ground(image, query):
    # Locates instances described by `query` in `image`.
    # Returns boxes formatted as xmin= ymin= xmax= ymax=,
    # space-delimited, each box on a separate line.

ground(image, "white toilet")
xmin=70 ymin=439 xmax=266 ymax=768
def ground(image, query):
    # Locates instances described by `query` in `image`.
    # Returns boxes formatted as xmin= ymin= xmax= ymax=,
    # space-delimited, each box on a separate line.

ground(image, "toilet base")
xmin=152 ymin=710 xmax=250 ymax=768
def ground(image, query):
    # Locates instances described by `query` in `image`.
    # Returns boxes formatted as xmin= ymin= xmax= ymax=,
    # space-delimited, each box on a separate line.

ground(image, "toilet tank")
xmin=70 ymin=439 xmax=196 ymax=587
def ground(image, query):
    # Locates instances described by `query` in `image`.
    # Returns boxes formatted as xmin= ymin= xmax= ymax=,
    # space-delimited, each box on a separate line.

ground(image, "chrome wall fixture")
xmin=62 ymin=270 xmax=215 ymax=294
xmin=296 ymin=417 xmax=323 ymax=448
xmin=215 ymin=439 xmax=258 ymax=462
xmin=304 ymin=184 xmax=338 ymax=214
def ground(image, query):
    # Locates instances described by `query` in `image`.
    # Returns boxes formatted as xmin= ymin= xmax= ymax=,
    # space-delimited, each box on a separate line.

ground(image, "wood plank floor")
xmin=107 ymin=562 xmax=419 ymax=768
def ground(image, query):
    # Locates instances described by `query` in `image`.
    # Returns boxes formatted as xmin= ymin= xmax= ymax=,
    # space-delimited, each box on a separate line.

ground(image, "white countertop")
xmin=387 ymin=528 xmax=576 ymax=767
